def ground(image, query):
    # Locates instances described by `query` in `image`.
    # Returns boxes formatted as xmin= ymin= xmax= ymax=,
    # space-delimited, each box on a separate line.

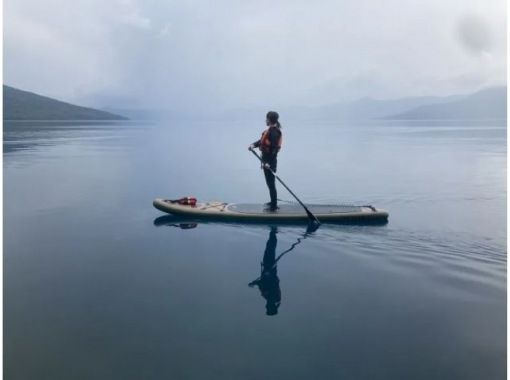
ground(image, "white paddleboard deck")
xmin=153 ymin=198 xmax=389 ymax=223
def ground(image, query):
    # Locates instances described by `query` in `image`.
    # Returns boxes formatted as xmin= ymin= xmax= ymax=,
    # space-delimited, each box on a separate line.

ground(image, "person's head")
xmin=266 ymin=111 xmax=281 ymax=128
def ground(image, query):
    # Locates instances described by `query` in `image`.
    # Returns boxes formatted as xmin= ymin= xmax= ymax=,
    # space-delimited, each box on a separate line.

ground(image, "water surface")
xmin=4 ymin=119 xmax=506 ymax=379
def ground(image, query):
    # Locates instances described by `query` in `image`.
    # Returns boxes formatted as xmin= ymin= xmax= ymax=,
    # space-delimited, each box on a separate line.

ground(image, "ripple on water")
xmin=313 ymin=224 xmax=506 ymax=299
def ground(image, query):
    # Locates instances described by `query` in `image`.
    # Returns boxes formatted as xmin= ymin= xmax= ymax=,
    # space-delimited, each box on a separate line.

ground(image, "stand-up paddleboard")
xmin=153 ymin=198 xmax=389 ymax=224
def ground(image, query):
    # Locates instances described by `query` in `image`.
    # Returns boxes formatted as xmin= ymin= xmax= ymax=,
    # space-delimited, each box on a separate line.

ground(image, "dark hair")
xmin=266 ymin=111 xmax=281 ymax=128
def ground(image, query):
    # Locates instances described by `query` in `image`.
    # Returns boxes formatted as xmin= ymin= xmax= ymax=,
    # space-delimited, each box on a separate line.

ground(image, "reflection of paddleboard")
xmin=153 ymin=198 xmax=389 ymax=223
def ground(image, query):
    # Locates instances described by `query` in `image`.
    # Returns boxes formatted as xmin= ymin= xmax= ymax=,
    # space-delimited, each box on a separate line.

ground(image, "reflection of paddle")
xmin=249 ymin=225 xmax=315 ymax=286
xmin=249 ymin=148 xmax=320 ymax=226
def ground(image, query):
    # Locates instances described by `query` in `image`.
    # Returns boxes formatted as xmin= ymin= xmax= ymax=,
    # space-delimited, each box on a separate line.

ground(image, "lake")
xmin=4 ymin=119 xmax=506 ymax=379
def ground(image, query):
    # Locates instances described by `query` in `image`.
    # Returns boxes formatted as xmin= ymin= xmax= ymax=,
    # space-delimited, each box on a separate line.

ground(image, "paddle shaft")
xmin=249 ymin=149 xmax=320 ymax=225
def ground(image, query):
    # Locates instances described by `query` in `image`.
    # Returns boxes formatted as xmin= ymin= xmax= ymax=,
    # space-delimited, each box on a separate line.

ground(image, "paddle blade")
xmin=306 ymin=219 xmax=321 ymax=233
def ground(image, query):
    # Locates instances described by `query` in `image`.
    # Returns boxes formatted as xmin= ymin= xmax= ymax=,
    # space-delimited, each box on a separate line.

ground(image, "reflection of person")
xmin=249 ymin=226 xmax=281 ymax=316
xmin=248 ymin=111 xmax=283 ymax=211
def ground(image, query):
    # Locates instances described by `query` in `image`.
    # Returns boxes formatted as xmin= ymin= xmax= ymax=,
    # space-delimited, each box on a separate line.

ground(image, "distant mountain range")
xmin=3 ymin=84 xmax=506 ymax=122
xmin=284 ymin=94 xmax=467 ymax=121
xmin=3 ymin=85 xmax=127 ymax=121
xmin=383 ymin=87 xmax=506 ymax=120
xmin=219 ymin=86 xmax=506 ymax=122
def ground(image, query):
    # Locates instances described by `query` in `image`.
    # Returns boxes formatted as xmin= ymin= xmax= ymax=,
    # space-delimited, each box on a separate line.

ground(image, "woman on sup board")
xmin=249 ymin=111 xmax=283 ymax=211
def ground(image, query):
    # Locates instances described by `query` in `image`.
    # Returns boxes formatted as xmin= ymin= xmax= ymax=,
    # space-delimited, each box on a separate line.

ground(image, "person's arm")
xmin=249 ymin=133 xmax=262 ymax=150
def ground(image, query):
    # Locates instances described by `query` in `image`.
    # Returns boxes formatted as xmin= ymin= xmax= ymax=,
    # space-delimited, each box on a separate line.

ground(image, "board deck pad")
xmin=228 ymin=203 xmax=363 ymax=214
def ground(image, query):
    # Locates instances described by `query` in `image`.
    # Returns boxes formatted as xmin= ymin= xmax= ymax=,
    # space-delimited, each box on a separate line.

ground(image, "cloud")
xmin=4 ymin=0 xmax=507 ymax=111
xmin=117 ymin=0 xmax=152 ymax=29
xmin=456 ymin=15 xmax=493 ymax=56
xmin=158 ymin=23 xmax=172 ymax=38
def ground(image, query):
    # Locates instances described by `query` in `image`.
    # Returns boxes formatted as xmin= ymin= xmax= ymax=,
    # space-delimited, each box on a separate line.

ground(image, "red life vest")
xmin=259 ymin=126 xmax=282 ymax=154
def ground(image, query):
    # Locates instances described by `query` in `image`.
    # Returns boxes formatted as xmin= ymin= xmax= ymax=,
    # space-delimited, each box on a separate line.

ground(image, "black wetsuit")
xmin=253 ymin=127 xmax=282 ymax=208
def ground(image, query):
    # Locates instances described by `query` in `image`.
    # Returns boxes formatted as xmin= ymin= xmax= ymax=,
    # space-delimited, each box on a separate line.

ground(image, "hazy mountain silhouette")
xmin=3 ymin=85 xmax=128 ymax=121
xmin=291 ymin=94 xmax=464 ymax=120
xmin=384 ymin=87 xmax=506 ymax=120
xmin=6 ymin=84 xmax=505 ymax=122
xmin=216 ymin=88 xmax=505 ymax=122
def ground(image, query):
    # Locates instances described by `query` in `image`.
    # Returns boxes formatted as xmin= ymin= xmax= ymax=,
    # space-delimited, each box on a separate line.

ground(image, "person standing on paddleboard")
xmin=249 ymin=111 xmax=283 ymax=211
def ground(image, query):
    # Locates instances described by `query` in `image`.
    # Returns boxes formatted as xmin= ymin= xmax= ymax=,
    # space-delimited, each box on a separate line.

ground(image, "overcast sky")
xmin=4 ymin=0 xmax=507 ymax=111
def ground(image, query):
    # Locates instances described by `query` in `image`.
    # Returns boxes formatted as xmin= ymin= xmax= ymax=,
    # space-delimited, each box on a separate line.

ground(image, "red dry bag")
xmin=174 ymin=196 xmax=197 ymax=206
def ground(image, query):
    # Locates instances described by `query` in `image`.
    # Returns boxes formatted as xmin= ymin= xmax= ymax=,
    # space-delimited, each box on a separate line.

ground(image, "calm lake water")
xmin=4 ymin=119 xmax=507 ymax=379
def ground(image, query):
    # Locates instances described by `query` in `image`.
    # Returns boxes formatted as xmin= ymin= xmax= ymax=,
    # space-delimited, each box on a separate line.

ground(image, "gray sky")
xmin=4 ymin=0 xmax=507 ymax=110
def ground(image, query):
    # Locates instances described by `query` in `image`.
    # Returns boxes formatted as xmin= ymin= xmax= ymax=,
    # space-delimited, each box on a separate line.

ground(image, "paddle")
xmin=249 ymin=148 xmax=320 ymax=225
